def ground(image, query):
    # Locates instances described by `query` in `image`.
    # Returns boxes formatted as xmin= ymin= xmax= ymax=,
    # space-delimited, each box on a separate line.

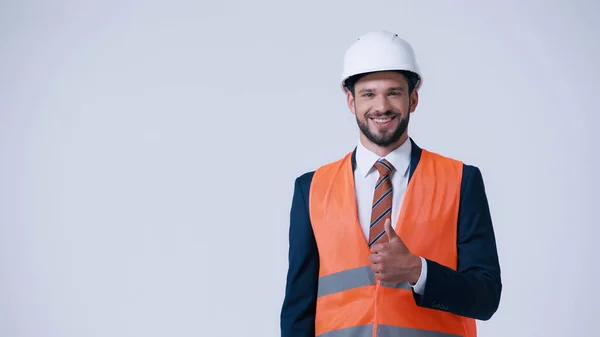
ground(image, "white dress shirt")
xmin=353 ymin=137 xmax=427 ymax=295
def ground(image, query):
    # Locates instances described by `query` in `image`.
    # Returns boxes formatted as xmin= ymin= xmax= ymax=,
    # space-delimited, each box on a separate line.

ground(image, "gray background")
xmin=1 ymin=0 xmax=598 ymax=336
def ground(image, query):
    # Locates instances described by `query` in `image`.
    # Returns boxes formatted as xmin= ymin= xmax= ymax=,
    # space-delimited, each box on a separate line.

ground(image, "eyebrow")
xmin=358 ymin=87 xmax=405 ymax=94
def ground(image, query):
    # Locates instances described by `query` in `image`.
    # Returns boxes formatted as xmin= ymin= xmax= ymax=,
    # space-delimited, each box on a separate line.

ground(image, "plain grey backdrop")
xmin=1 ymin=0 xmax=598 ymax=336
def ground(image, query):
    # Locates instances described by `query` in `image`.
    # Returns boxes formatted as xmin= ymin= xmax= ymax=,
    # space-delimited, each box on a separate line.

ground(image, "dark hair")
xmin=344 ymin=70 xmax=420 ymax=96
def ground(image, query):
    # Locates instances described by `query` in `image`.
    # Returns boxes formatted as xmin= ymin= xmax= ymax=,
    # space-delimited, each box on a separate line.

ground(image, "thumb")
xmin=384 ymin=218 xmax=401 ymax=242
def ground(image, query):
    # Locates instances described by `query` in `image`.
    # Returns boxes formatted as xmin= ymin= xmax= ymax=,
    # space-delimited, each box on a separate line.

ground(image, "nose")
xmin=373 ymin=94 xmax=392 ymax=113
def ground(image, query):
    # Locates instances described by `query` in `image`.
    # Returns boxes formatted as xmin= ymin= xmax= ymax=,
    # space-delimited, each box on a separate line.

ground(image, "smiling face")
xmin=346 ymin=71 xmax=419 ymax=156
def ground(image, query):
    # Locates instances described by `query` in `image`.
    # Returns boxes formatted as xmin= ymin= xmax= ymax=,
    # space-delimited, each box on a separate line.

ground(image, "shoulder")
xmin=423 ymin=148 xmax=483 ymax=182
xmin=461 ymin=164 xmax=483 ymax=183
xmin=460 ymin=163 xmax=487 ymax=200
xmin=422 ymin=148 xmax=486 ymax=195
xmin=295 ymin=171 xmax=315 ymax=196
xmin=293 ymin=151 xmax=353 ymax=190
xmin=423 ymin=148 xmax=464 ymax=167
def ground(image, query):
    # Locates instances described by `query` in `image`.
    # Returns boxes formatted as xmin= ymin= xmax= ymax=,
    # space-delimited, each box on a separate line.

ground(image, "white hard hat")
xmin=341 ymin=30 xmax=423 ymax=92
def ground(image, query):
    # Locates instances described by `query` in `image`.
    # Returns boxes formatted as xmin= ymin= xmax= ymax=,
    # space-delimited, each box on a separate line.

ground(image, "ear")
xmin=409 ymin=89 xmax=419 ymax=113
xmin=346 ymin=89 xmax=356 ymax=115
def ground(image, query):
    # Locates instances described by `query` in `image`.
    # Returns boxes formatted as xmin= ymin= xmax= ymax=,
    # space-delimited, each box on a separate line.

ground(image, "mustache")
xmin=366 ymin=110 xmax=399 ymax=118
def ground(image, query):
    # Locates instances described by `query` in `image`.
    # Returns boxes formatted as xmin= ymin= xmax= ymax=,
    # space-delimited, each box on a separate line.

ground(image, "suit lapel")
xmin=408 ymin=137 xmax=422 ymax=182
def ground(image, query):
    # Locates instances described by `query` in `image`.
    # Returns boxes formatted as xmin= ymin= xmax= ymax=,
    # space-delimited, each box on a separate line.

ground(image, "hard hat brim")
xmin=341 ymin=68 xmax=423 ymax=92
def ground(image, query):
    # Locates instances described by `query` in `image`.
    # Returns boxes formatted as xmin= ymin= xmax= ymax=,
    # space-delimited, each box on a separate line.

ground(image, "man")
xmin=280 ymin=30 xmax=502 ymax=337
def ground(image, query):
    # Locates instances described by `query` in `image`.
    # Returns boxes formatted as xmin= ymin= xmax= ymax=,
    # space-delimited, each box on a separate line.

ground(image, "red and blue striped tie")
xmin=369 ymin=159 xmax=395 ymax=247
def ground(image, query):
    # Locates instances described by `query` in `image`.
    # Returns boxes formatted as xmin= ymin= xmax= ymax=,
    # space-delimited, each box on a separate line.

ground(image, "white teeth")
xmin=373 ymin=118 xmax=392 ymax=123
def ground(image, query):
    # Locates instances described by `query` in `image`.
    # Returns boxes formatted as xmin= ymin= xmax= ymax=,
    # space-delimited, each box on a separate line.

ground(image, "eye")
xmin=362 ymin=93 xmax=374 ymax=97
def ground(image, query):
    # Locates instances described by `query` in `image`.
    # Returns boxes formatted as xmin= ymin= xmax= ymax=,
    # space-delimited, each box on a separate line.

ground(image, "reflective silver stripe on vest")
xmin=317 ymin=325 xmax=373 ymax=337
xmin=318 ymin=266 xmax=375 ymax=297
xmin=317 ymin=325 xmax=463 ymax=337
xmin=378 ymin=325 xmax=463 ymax=337
xmin=381 ymin=281 xmax=412 ymax=290
xmin=318 ymin=266 xmax=412 ymax=297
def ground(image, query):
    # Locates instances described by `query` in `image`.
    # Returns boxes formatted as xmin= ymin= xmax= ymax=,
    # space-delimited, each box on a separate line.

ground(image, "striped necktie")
xmin=368 ymin=159 xmax=395 ymax=247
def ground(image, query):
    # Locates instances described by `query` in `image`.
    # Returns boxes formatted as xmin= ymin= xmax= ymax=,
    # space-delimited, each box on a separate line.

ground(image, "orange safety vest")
xmin=308 ymin=148 xmax=476 ymax=337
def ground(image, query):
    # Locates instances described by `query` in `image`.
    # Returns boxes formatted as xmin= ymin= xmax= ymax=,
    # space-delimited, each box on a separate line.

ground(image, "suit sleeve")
xmin=413 ymin=165 xmax=502 ymax=320
xmin=280 ymin=173 xmax=319 ymax=337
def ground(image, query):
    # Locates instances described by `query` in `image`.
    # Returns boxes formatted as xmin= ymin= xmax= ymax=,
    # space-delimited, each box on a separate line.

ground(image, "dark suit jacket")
xmin=280 ymin=139 xmax=502 ymax=337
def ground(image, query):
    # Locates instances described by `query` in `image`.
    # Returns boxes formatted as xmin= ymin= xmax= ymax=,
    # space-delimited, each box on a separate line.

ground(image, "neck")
xmin=360 ymin=132 xmax=409 ymax=157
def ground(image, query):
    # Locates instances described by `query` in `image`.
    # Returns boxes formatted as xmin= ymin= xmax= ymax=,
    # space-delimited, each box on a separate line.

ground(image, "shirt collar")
xmin=355 ymin=137 xmax=412 ymax=179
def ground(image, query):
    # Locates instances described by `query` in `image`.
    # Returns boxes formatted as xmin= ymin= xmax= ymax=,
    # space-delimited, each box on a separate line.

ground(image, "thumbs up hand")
xmin=369 ymin=218 xmax=422 ymax=285
xmin=384 ymin=217 xmax=406 ymax=245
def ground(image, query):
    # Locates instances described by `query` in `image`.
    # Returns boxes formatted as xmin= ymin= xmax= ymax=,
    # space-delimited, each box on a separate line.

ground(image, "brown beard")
xmin=356 ymin=111 xmax=409 ymax=147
